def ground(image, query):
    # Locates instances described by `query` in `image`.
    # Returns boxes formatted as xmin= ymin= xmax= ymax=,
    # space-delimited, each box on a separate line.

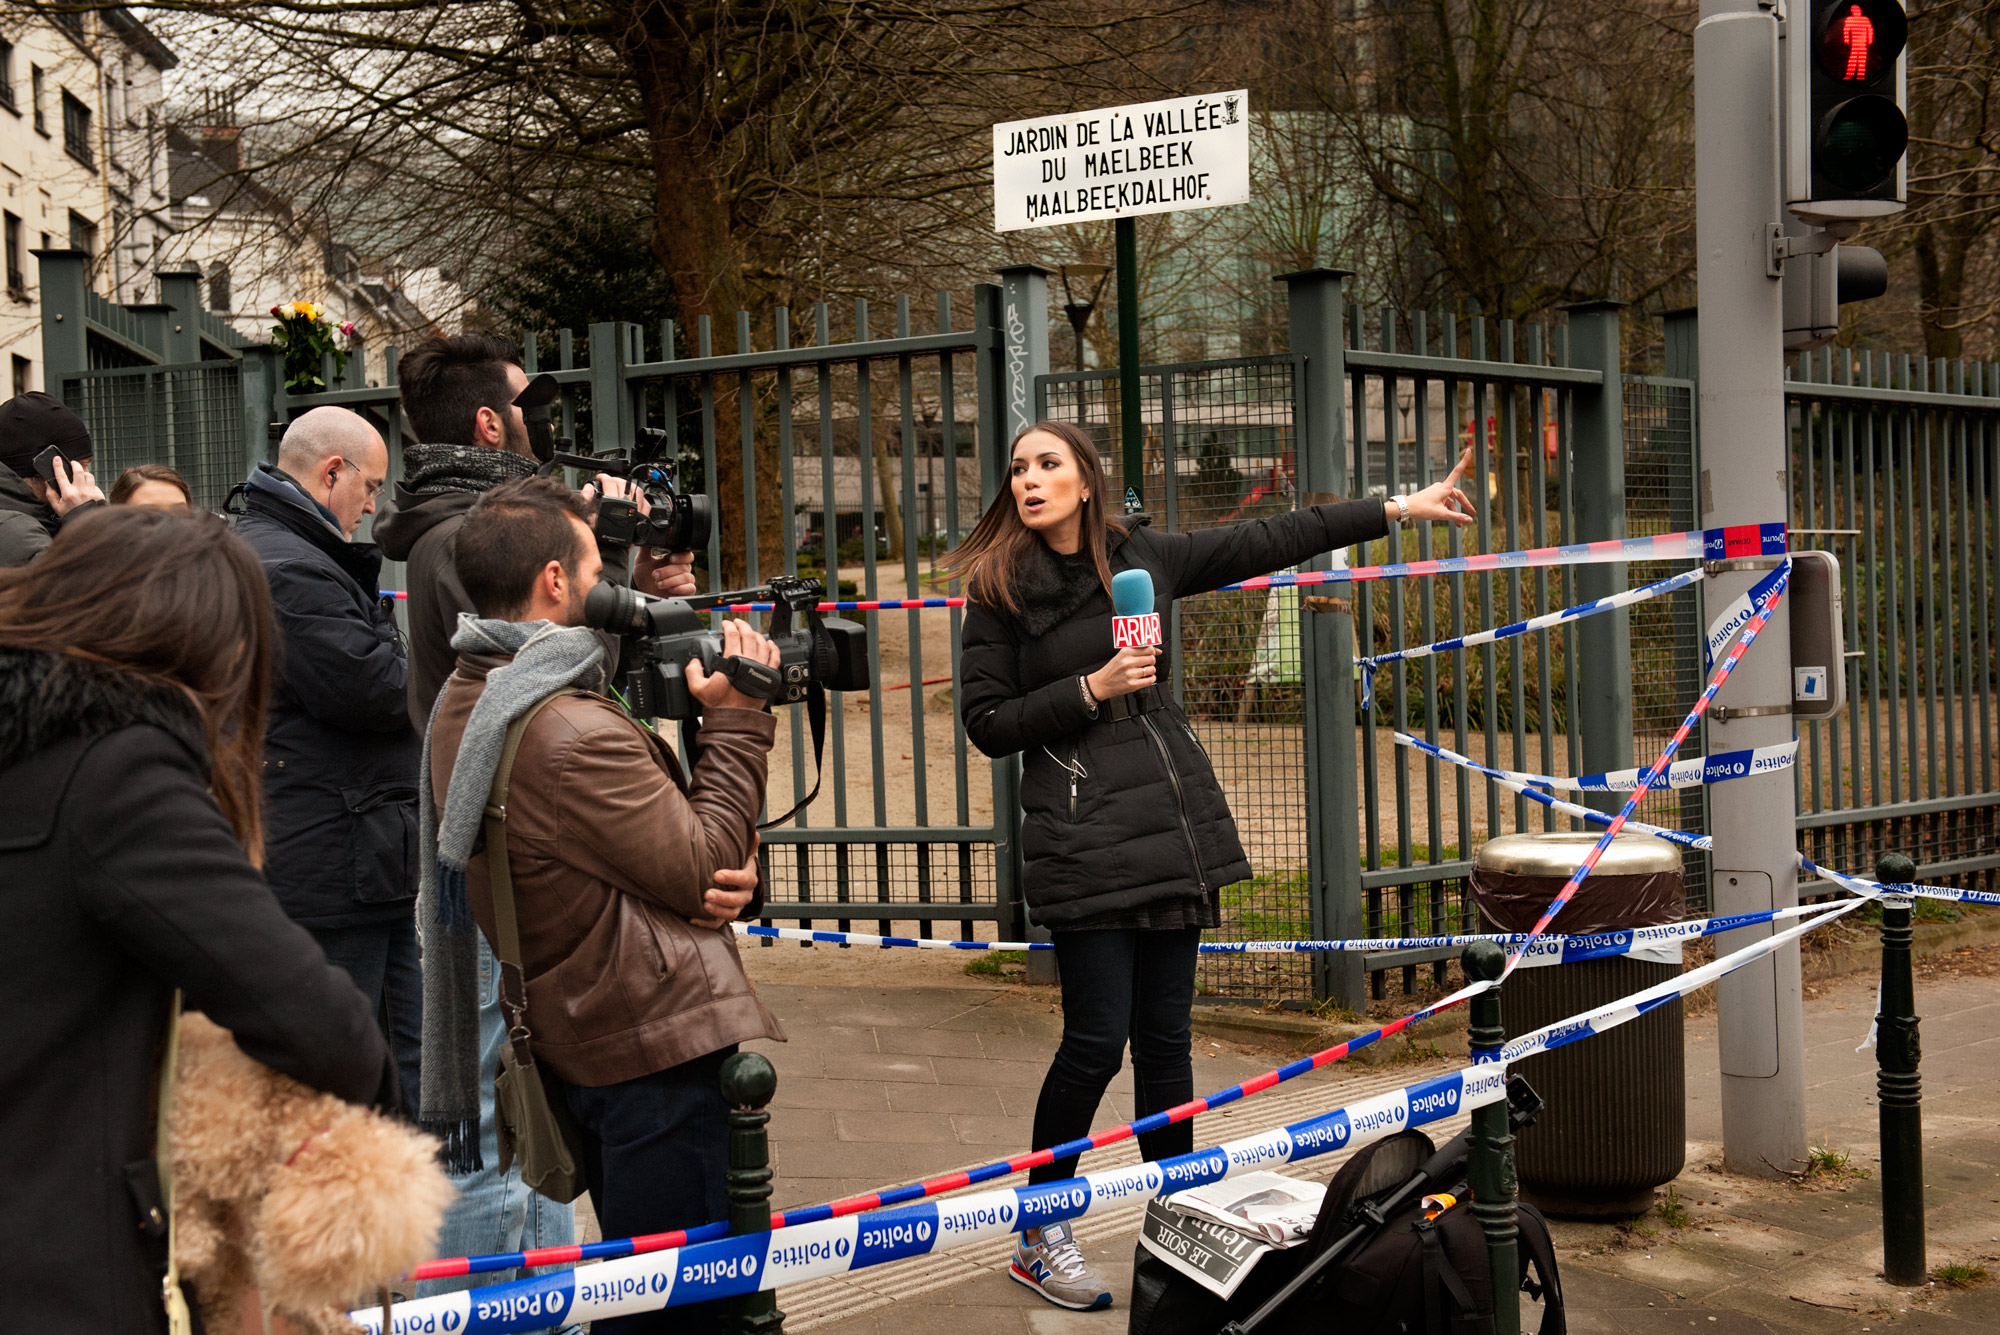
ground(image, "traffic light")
xmin=1784 ymin=0 xmax=1909 ymax=223
xmin=1782 ymin=222 xmax=1890 ymax=350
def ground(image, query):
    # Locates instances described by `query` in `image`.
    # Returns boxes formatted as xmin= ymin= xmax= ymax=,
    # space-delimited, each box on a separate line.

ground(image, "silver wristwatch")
xmin=1391 ymin=494 xmax=1411 ymax=523
xmin=1079 ymin=674 xmax=1098 ymax=714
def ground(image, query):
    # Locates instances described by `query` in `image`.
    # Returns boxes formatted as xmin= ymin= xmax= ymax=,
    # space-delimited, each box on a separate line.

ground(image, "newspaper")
xmin=1138 ymin=1172 xmax=1324 ymax=1300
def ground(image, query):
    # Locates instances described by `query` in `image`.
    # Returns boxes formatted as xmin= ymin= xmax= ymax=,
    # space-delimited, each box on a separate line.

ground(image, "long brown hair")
xmin=0 ymin=506 xmax=274 ymax=861
xmin=943 ymin=420 xmax=1125 ymax=616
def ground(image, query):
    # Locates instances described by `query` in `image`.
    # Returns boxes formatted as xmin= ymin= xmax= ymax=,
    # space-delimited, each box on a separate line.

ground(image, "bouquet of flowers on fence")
xmin=269 ymin=300 xmax=357 ymax=392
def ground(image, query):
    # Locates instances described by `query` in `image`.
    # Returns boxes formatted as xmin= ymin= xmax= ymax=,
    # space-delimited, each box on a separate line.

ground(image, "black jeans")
xmin=559 ymin=1047 xmax=736 ymax=1335
xmin=1027 ymin=927 xmax=1201 ymax=1186
xmin=308 ymin=916 xmax=423 ymax=1118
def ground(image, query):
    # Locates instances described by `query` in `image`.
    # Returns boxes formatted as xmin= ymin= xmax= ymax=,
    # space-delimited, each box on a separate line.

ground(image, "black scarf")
xmin=402 ymin=442 xmax=539 ymax=496
xmin=1006 ymin=520 xmax=1141 ymax=637
xmin=0 ymin=646 xmax=207 ymax=774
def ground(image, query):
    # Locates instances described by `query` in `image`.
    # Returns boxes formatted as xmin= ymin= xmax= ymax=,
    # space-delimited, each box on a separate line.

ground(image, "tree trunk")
xmin=870 ymin=413 xmax=906 ymax=563
xmin=628 ymin=13 xmax=784 ymax=588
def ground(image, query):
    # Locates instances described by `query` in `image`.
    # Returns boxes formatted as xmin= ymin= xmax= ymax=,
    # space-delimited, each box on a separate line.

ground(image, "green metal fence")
xmin=40 ymin=256 xmax=2000 ymax=1005
xmin=1785 ymin=350 xmax=2000 ymax=902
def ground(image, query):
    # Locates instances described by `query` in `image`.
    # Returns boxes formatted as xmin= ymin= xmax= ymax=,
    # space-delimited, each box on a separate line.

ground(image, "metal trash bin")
xmin=1473 ymin=831 xmax=1686 ymax=1218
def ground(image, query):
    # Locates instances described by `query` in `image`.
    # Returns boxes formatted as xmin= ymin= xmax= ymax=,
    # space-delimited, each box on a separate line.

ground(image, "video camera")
xmin=583 ymin=574 xmax=869 ymax=722
xmin=515 ymin=373 xmax=713 ymax=553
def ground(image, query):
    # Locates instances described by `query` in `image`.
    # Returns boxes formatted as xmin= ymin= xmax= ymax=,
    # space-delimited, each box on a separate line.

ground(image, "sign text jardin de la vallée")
xmin=992 ymin=90 xmax=1251 ymax=232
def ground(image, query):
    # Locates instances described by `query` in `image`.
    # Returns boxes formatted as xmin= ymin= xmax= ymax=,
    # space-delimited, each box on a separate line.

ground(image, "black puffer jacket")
xmin=959 ymin=502 xmax=1386 ymax=927
xmin=0 ymin=647 xmax=398 ymax=1332
xmin=235 ymin=464 xmax=421 ymax=926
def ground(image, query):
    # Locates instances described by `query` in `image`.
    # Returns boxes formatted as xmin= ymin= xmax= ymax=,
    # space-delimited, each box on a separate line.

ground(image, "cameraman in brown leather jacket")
xmin=428 ymin=478 xmax=783 ymax=1335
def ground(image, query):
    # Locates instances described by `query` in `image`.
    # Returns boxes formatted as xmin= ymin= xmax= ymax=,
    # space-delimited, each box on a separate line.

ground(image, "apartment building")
xmin=0 ymin=5 xmax=173 ymax=393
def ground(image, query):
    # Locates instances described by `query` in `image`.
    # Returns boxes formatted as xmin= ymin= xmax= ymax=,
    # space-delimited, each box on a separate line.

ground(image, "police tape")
xmin=361 ymin=885 xmax=1869 ymax=1334
xmin=1392 ymin=734 xmax=1797 ymax=793
xmin=1496 ymin=559 xmax=1792 ymax=980
xmin=734 ymin=909 xmax=1843 ymax=967
xmin=361 ymin=1063 xmax=1514 ymax=1333
xmin=1498 ymin=897 xmax=1869 ymax=1064
xmin=1704 ymin=563 xmax=1789 ymax=672
xmin=1216 ymin=522 xmax=1787 ymax=593
xmin=1356 ymin=567 xmax=1706 ymax=710
xmin=1399 ymin=731 xmax=2000 ymax=909
xmin=405 ymin=974 xmax=1495 ymax=1282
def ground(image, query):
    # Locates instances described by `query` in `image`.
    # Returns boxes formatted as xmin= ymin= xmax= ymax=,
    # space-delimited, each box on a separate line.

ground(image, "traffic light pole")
xmin=1694 ymin=0 xmax=1809 ymax=1179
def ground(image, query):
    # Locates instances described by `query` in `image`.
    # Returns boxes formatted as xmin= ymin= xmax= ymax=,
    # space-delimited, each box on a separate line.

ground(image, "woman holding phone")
xmin=952 ymin=420 xmax=1474 ymax=1311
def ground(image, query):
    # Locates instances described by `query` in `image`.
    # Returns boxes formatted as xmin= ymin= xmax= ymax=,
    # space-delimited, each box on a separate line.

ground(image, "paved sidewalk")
xmin=700 ymin=936 xmax=2000 ymax=1335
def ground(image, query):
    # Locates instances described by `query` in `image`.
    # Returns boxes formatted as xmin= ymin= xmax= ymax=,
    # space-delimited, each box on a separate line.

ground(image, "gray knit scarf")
xmin=417 ymin=615 xmax=605 ymax=1172
xmin=403 ymin=441 xmax=539 ymax=496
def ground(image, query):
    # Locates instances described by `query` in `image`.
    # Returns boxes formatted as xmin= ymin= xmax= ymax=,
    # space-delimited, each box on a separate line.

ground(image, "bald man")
xmin=235 ymin=407 xmax=423 ymax=1113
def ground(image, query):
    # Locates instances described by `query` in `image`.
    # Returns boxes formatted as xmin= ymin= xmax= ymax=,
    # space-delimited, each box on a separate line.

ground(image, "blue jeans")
xmin=416 ymin=938 xmax=580 ymax=1335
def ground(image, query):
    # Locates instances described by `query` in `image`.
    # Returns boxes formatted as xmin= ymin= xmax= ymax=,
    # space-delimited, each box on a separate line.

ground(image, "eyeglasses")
xmin=333 ymin=459 xmax=386 ymax=501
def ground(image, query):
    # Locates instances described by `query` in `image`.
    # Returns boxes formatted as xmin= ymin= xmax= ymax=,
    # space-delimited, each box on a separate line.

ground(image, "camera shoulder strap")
xmin=757 ymin=682 xmax=829 ymax=830
xmin=486 ymin=689 xmax=585 ymax=1062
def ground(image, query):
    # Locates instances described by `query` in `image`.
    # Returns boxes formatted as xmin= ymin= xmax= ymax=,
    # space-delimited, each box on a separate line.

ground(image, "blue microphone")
xmin=1110 ymin=568 xmax=1162 ymax=649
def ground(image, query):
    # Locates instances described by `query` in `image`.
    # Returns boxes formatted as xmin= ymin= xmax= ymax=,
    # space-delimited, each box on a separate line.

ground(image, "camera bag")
xmin=485 ymin=690 xmax=589 ymax=1204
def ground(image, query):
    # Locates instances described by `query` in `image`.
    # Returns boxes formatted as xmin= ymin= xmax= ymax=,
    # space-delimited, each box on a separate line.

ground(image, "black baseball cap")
xmin=0 ymin=391 xmax=92 ymax=477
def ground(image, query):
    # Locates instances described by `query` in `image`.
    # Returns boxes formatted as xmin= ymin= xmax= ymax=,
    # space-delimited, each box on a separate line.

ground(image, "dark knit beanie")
xmin=0 ymin=391 xmax=92 ymax=477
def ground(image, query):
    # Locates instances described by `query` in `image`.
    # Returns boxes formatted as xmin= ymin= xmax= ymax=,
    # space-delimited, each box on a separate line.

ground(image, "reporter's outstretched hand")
xmin=1387 ymin=447 xmax=1477 ymax=526
xmin=686 ymin=619 xmax=782 ymax=712
xmin=690 ymin=841 xmax=760 ymax=929
xmin=49 ymin=456 xmax=105 ymax=517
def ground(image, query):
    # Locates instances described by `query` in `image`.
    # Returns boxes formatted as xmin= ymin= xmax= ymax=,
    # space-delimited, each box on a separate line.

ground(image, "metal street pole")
xmin=1115 ymin=216 xmax=1144 ymax=510
xmin=1694 ymin=0 xmax=1807 ymax=1177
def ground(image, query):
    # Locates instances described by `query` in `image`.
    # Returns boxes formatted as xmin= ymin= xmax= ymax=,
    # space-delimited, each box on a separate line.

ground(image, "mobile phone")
xmin=32 ymin=443 xmax=66 ymax=483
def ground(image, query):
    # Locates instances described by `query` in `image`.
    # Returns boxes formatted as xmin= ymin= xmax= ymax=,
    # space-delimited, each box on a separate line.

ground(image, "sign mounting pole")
xmin=1115 ymin=216 xmax=1143 ymax=510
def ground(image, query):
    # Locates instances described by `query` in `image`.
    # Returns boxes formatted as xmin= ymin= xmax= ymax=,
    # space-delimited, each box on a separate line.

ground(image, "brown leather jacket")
xmin=429 ymin=654 xmax=785 ymax=1087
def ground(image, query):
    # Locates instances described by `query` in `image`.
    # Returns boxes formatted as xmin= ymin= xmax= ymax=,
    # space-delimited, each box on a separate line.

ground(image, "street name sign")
xmin=992 ymin=90 xmax=1251 ymax=232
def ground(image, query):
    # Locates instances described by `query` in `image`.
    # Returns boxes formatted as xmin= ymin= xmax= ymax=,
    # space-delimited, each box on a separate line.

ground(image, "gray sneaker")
xmin=1010 ymin=1221 xmax=1114 ymax=1311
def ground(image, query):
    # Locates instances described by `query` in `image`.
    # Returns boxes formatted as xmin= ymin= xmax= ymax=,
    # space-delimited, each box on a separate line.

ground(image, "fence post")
xmin=974 ymin=282 xmax=1031 ymax=951
xmin=33 ymin=248 xmax=91 ymax=392
xmin=1561 ymin=301 xmax=1632 ymax=814
xmin=587 ymin=321 xmax=636 ymax=454
xmin=241 ymin=344 xmax=285 ymax=468
xmin=1462 ymin=939 xmax=1519 ymax=1335
xmin=996 ymin=264 xmax=1051 ymax=443
xmin=154 ymin=269 xmax=205 ymax=364
xmin=1874 ymin=850 xmax=1925 ymax=1286
xmin=720 ymin=1051 xmax=784 ymax=1334
xmin=1280 ymin=268 xmax=1366 ymax=1011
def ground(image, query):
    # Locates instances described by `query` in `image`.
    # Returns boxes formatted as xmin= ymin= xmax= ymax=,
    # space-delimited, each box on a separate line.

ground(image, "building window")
xmin=11 ymin=356 xmax=27 ymax=398
xmin=31 ymin=65 xmax=45 ymax=135
xmin=68 ymin=210 xmax=95 ymax=258
xmin=208 ymin=263 xmax=231 ymax=313
xmin=61 ymin=91 xmax=91 ymax=169
xmin=0 ymin=40 xmax=15 ymax=114
xmin=4 ymin=213 xmax=21 ymax=295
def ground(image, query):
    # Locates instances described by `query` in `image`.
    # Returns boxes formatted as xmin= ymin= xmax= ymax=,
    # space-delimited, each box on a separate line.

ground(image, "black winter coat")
xmin=236 ymin=465 xmax=422 ymax=926
xmin=0 ymin=647 xmax=398 ymax=1333
xmin=959 ymin=502 xmax=1387 ymax=928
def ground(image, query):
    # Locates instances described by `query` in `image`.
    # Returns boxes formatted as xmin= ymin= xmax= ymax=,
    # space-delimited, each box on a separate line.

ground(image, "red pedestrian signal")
xmin=1787 ymin=0 xmax=1909 ymax=219
xmin=1815 ymin=0 xmax=1905 ymax=84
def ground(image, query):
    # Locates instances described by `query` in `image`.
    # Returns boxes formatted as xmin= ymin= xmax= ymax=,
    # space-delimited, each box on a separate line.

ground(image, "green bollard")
xmin=720 ymin=1051 xmax=786 ymax=1334
xmin=1874 ymin=852 xmax=1925 ymax=1288
xmin=1461 ymin=940 xmax=1519 ymax=1335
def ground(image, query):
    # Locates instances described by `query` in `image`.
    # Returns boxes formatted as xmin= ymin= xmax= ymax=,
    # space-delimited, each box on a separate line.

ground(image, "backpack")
xmin=1129 ymin=1128 xmax=1564 ymax=1335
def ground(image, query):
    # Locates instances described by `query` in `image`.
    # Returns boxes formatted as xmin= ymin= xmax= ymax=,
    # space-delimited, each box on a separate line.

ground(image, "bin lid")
xmin=1474 ymin=831 xmax=1681 ymax=878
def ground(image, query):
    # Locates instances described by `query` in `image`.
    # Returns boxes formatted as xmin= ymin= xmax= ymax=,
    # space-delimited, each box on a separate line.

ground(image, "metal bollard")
xmin=720 ymin=1051 xmax=786 ymax=1334
xmin=1461 ymin=940 xmax=1519 ymax=1335
xmin=1873 ymin=851 xmax=1925 ymax=1287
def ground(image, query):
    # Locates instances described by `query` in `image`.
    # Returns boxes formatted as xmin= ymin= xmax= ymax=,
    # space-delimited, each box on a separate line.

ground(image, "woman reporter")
xmin=952 ymin=421 xmax=1473 ymax=1311
xmin=0 ymin=506 xmax=400 ymax=1331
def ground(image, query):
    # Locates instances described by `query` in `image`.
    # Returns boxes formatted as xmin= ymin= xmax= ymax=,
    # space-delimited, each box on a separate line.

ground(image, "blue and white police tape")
xmin=737 ymin=907 xmax=1850 ymax=968
xmin=1799 ymin=853 xmax=2000 ymax=908
xmin=351 ymin=1064 xmax=1514 ymax=1333
xmin=1399 ymin=736 xmax=1798 ymax=793
xmin=1357 ymin=567 xmax=1706 ymax=710
xmin=1498 ymin=897 xmax=1868 ymax=1064
xmin=1392 ymin=732 xmax=1713 ymax=849
xmin=1705 ymin=563 xmax=1790 ymax=672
